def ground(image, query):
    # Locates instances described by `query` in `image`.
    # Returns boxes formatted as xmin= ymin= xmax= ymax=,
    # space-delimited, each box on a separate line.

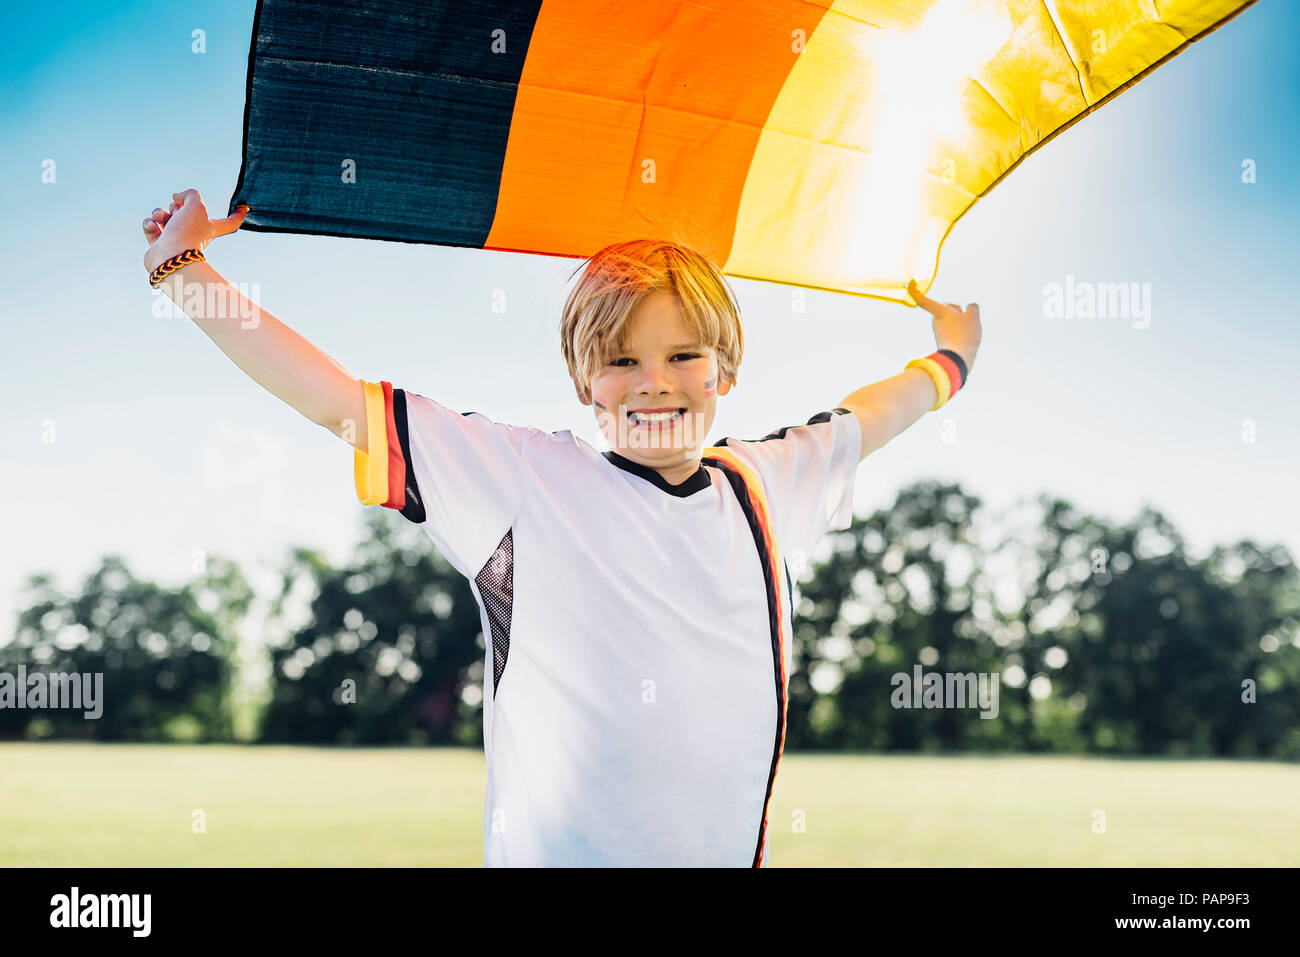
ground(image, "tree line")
xmin=3 ymin=481 xmax=1297 ymax=758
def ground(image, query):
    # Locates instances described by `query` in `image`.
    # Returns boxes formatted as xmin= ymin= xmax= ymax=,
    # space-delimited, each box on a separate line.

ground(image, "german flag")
xmin=230 ymin=0 xmax=1255 ymax=301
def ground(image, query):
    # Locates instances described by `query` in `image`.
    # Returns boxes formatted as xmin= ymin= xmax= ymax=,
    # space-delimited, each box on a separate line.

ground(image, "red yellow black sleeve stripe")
xmin=354 ymin=379 xmax=407 ymax=510
xmin=354 ymin=380 xmax=388 ymax=506
xmin=353 ymin=381 xmax=427 ymax=524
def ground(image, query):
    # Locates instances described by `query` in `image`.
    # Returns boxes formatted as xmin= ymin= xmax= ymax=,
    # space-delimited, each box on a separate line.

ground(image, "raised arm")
xmin=142 ymin=189 xmax=370 ymax=452
xmin=838 ymin=279 xmax=981 ymax=462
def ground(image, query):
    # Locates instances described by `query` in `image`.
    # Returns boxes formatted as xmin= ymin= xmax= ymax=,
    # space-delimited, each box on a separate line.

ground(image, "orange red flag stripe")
xmin=484 ymin=0 xmax=832 ymax=268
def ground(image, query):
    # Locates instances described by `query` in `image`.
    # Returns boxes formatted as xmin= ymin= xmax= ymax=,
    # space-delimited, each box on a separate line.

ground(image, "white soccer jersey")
xmin=353 ymin=380 xmax=862 ymax=867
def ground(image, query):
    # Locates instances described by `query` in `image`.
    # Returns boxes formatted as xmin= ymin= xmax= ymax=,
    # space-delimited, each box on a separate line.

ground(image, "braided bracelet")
xmin=148 ymin=248 xmax=206 ymax=287
xmin=904 ymin=348 xmax=969 ymax=411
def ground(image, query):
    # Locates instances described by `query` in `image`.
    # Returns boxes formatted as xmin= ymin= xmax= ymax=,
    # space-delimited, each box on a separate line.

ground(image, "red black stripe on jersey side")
xmin=389 ymin=388 xmax=427 ymax=524
xmin=700 ymin=451 xmax=788 ymax=868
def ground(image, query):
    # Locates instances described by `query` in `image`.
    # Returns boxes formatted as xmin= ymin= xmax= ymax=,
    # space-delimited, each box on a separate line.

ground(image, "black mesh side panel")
xmin=475 ymin=527 xmax=515 ymax=699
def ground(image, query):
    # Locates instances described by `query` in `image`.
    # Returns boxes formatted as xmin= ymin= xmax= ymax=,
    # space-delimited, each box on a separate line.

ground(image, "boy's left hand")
xmin=907 ymin=279 xmax=981 ymax=370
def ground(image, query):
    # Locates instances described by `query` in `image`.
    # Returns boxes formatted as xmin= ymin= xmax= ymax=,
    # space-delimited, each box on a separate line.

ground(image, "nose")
xmin=634 ymin=358 xmax=675 ymax=396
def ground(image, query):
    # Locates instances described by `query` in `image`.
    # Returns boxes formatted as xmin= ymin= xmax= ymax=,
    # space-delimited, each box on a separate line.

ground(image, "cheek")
xmin=700 ymin=354 xmax=720 ymax=399
xmin=590 ymin=381 xmax=620 ymax=420
xmin=589 ymin=372 xmax=636 ymax=414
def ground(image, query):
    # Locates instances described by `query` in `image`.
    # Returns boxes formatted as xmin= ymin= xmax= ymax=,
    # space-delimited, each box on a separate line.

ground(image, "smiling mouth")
xmin=627 ymin=408 xmax=686 ymax=426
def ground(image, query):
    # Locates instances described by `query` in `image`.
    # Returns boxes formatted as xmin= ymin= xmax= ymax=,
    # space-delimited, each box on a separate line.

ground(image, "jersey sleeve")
xmin=715 ymin=408 xmax=862 ymax=566
xmin=352 ymin=379 xmax=535 ymax=579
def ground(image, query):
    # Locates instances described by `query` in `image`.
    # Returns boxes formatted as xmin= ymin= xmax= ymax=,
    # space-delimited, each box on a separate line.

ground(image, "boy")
xmin=142 ymin=189 xmax=981 ymax=866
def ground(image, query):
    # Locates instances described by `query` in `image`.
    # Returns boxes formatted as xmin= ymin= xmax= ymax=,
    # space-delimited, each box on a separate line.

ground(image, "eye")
xmin=608 ymin=353 xmax=699 ymax=367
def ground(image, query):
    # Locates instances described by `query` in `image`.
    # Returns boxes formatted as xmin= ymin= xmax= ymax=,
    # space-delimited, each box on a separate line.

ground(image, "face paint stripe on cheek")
xmin=704 ymin=375 xmax=716 ymax=398
xmin=593 ymin=394 xmax=619 ymax=436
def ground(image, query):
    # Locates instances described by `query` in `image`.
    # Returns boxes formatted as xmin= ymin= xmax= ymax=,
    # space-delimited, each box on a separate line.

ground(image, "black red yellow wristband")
xmin=904 ymin=348 xmax=969 ymax=411
xmin=148 ymin=248 xmax=206 ymax=287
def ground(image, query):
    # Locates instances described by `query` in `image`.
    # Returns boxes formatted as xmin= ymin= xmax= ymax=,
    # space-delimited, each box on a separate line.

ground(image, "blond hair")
xmin=560 ymin=239 xmax=744 ymax=404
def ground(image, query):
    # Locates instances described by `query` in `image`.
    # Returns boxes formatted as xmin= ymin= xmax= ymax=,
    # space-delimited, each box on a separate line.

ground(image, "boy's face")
xmin=580 ymin=290 xmax=733 ymax=486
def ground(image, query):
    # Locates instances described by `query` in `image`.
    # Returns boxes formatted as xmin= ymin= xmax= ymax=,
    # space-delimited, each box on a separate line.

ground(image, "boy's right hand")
xmin=142 ymin=189 xmax=249 ymax=274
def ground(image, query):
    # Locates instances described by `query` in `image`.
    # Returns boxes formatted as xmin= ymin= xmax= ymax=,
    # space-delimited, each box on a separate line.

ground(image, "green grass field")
xmin=2 ymin=743 xmax=1297 ymax=866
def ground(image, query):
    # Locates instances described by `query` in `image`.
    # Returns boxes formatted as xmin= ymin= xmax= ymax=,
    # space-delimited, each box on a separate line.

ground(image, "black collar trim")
xmin=602 ymin=450 xmax=712 ymax=498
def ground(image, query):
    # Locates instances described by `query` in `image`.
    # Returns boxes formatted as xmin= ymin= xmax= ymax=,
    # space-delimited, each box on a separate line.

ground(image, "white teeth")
xmin=629 ymin=409 xmax=683 ymax=424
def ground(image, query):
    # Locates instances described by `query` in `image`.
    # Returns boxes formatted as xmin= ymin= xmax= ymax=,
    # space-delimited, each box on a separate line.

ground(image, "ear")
xmin=718 ymin=376 xmax=735 ymax=396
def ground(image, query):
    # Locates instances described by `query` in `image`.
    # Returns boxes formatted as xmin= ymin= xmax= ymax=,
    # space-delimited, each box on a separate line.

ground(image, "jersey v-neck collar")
xmin=602 ymin=450 xmax=712 ymax=498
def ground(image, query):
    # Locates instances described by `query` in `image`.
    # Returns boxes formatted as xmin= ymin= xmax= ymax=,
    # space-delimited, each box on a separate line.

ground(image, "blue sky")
xmin=1 ymin=0 xmax=1297 ymax=642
